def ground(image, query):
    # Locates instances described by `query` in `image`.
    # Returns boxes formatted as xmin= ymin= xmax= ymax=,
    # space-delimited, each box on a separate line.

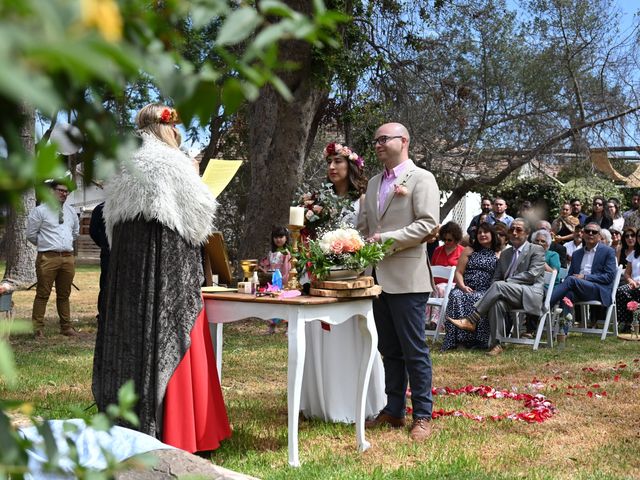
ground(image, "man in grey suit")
xmin=448 ymin=218 xmax=546 ymax=356
xmin=358 ymin=122 xmax=439 ymax=442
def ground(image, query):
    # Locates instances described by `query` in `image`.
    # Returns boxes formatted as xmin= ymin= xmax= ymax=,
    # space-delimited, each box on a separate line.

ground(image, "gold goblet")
xmin=286 ymin=225 xmax=302 ymax=291
xmin=239 ymin=259 xmax=258 ymax=282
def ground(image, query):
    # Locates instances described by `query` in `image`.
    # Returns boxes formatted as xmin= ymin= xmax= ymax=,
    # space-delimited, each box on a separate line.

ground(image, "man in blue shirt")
xmin=490 ymin=197 xmax=514 ymax=228
xmin=26 ymin=181 xmax=80 ymax=338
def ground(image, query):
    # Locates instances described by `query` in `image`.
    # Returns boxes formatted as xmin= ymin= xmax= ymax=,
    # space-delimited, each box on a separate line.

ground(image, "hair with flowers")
xmin=324 ymin=142 xmax=365 ymax=169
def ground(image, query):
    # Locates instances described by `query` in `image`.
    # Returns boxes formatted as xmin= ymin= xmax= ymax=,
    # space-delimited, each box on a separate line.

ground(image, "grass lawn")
xmin=2 ymin=264 xmax=640 ymax=479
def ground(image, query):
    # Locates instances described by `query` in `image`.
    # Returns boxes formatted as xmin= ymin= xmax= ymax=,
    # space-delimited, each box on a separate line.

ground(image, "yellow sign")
xmin=201 ymin=159 xmax=243 ymax=198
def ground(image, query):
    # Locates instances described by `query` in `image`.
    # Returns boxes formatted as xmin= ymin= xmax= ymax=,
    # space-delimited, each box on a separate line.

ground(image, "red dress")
xmin=162 ymin=304 xmax=232 ymax=452
xmin=431 ymin=244 xmax=464 ymax=282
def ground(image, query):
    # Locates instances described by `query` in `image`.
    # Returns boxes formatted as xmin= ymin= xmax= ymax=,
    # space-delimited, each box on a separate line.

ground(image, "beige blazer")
xmin=358 ymin=160 xmax=439 ymax=294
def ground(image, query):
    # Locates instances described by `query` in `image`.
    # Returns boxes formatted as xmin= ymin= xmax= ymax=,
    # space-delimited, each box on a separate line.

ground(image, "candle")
xmin=289 ymin=206 xmax=305 ymax=227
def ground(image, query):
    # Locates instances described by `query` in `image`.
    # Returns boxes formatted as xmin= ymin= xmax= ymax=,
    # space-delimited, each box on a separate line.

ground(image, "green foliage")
xmin=293 ymin=182 xmax=356 ymax=238
xmin=559 ymin=177 xmax=624 ymax=213
xmin=0 ymin=0 xmax=344 ymax=204
xmin=480 ymin=177 xmax=563 ymax=220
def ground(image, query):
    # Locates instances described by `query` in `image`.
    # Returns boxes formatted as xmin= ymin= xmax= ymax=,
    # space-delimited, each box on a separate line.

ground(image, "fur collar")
xmin=104 ymin=134 xmax=217 ymax=246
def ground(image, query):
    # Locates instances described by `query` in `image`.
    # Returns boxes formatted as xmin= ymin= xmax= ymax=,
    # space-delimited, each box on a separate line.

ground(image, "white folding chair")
xmin=570 ymin=265 xmax=623 ymax=340
xmin=425 ymin=266 xmax=456 ymax=342
xmin=499 ymin=270 xmax=557 ymax=350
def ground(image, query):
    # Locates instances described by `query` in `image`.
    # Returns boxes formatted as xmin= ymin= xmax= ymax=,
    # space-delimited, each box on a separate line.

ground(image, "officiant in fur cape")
xmin=92 ymin=103 xmax=231 ymax=453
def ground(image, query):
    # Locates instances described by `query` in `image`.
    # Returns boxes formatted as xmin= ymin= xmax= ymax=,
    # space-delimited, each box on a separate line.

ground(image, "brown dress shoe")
xmin=34 ymin=329 xmax=44 ymax=339
xmin=447 ymin=317 xmax=477 ymax=332
xmin=486 ymin=344 xmax=504 ymax=356
xmin=409 ymin=418 xmax=432 ymax=442
xmin=365 ymin=412 xmax=406 ymax=429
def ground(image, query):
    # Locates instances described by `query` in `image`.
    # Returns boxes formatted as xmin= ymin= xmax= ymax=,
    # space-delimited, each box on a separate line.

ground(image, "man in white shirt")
xmin=26 ymin=181 xmax=80 ymax=337
xmin=550 ymin=223 xmax=617 ymax=317
xmin=563 ymin=224 xmax=583 ymax=263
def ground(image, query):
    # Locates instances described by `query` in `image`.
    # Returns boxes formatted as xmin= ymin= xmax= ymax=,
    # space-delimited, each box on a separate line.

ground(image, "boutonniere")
xmin=393 ymin=172 xmax=413 ymax=196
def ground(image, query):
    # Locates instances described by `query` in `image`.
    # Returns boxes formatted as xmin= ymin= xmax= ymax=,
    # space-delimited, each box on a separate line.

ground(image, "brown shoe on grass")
xmin=365 ymin=412 xmax=406 ymax=429
xmin=409 ymin=417 xmax=432 ymax=442
xmin=34 ymin=329 xmax=44 ymax=339
xmin=486 ymin=344 xmax=504 ymax=356
xmin=60 ymin=328 xmax=79 ymax=337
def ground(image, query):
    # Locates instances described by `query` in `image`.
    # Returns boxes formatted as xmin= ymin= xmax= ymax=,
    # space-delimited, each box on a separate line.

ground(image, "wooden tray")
xmin=309 ymin=285 xmax=382 ymax=298
xmin=311 ymin=276 xmax=374 ymax=290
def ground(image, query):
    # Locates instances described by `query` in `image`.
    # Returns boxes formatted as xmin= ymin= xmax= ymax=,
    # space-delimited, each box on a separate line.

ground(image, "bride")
xmin=299 ymin=142 xmax=387 ymax=423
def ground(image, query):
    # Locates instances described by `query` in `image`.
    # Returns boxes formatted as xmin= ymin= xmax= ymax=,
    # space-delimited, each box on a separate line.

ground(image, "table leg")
xmin=356 ymin=310 xmax=376 ymax=453
xmin=212 ymin=323 xmax=224 ymax=384
xmin=287 ymin=312 xmax=305 ymax=467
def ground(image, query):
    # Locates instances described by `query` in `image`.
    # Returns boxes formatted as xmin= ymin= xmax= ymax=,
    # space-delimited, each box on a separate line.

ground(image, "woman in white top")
xmin=607 ymin=198 xmax=625 ymax=232
xmin=299 ymin=142 xmax=386 ymax=423
xmin=615 ymin=230 xmax=640 ymax=333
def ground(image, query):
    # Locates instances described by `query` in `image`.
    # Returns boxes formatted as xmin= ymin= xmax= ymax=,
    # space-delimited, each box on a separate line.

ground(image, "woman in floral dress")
xmin=442 ymin=222 xmax=500 ymax=351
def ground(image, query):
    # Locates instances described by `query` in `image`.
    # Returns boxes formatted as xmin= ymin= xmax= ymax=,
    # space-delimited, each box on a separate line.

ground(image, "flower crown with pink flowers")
xmin=324 ymin=142 xmax=365 ymax=169
xmin=159 ymin=107 xmax=179 ymax=124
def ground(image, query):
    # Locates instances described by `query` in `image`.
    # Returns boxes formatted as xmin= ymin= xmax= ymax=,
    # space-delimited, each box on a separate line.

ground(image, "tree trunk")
xmin=4 ymin=103 xmax=37 ymax=285
xmin=240 ymin=6 xmax=329 ymax=259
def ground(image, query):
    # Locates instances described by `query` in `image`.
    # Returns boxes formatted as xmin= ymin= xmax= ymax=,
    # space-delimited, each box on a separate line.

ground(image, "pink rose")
xmin=331 ymin=240 xmax=344 ymax=254
xmin=312 ymin=205 xmax=323 ymax=214
xmin=562 ymin=297 xmax=573 ymax=308
xmin=627 ymin=301 xmax=639 ymax=312
xmin=393 ymin=184 xmax=408 ymax=196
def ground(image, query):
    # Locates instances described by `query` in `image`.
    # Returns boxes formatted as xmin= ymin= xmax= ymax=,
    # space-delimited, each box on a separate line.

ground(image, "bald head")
xmin=374 ymin=122 xmax=410 ymax=168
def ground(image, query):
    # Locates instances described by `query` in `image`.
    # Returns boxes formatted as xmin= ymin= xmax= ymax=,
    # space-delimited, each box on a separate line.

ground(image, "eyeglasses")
xmin=372 ymin=135 xmax=403 ymax=146
xmin=55 ymin=188 xmax=69 ymax=194
xmin=593 ymin=202 xmax=603 ymax=207
xmin=584 ymin=229 xmax=600 ymax=235
xmin=509 ymin=226 xmax=525 ymax=233
xmin=625 ymin=233 xmax=636 ymax=238
xmin=611 ymin=231 xmax=621 ymax=235
xmin=497 ymin=233 xmax=507 ymax=238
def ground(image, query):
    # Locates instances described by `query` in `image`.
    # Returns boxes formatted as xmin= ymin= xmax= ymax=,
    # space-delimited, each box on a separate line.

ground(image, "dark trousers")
xmin=550 ymin=276 xmax=605 ymax=311
xmin=373 ymin=291 xmax=433 ymax=420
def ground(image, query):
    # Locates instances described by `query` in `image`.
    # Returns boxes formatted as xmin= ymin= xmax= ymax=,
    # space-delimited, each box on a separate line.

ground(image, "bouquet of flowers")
xmin=293 ymin=183 xmax=356 ymax=238
xmin=627 ymin=300 xmax=640 ymax=328
xmin=297 ymin=227 xmax=393 ymax=280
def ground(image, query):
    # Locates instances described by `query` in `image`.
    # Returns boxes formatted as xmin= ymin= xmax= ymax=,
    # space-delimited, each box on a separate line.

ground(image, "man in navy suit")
xmin=550 ymin=223 xmax=617 ymax=314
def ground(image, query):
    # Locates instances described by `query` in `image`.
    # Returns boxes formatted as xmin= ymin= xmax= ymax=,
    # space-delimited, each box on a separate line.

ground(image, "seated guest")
xmin=609 ymin=226 xmax=622 ymax=259
xmin=607 ymin=198 xmax=625 ymax=232
xmin=549 ymin=223 xmax=617 ymax=327
xmin=427 ymin=221 xmax=465 ymax=327
xmin=616 ymin=231 xmax=640 ymax=333
xmin=585 ymin=196 xmax=613 ymax=230
xmin=447 ymin=218 xmax=546 ymax=356
xmin=570 ymin=198 xmax=588 ymax=226
xmin=494 ymin=222 xmax=509 ymax=251
xmin=536 ymin=220 xmax=567 ymax=268
xmin=467 ymin=197 xmax=493 ymax=241
xmin=552 ymin=202 xmax=580 ymax=244
xmin=524 ymin=229 xmax=561 ymax=337
xmin=441 ymin=222 xmax=500 ymax=351
xmin=620 ymin=227 xmax=636 ymax=268
xmin=564 ymin=224 xmax=583 ymax=263
xmin=600 ymin=228 xmax=612 ymax=246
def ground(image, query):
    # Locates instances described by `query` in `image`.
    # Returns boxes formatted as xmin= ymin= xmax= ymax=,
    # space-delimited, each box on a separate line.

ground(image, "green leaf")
xmin=258 ymin=0 xmax=294 ymax=18
xmin=216 ymin=7 xmax=261 ymax=46
xmin=221 ymin=77 xmax=246 ymax=114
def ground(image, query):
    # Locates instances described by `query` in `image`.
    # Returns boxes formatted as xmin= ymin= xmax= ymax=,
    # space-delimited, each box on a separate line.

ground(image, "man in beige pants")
xmin=26 ymin=181 xmax=80 ymax=337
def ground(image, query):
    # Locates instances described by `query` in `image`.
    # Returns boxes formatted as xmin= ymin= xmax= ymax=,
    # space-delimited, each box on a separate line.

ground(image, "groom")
xmin=358 ymin=122 xmax=439 ymax=442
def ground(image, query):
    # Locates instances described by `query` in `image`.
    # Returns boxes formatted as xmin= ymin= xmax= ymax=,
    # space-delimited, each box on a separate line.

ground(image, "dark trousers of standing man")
xmin=373 ymin=291 xmax=433 ymax=420
xmin=32 ymin=252 xmax=75 ymax=332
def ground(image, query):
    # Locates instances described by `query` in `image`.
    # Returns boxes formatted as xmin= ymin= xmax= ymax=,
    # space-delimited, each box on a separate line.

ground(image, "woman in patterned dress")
xmin=441 ymin=222 xmax=500 ymax=351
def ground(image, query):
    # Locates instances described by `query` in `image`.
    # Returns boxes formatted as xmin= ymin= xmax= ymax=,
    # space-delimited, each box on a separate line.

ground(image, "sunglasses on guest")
xmin=583 ymin=229 xmax=600 ymax=235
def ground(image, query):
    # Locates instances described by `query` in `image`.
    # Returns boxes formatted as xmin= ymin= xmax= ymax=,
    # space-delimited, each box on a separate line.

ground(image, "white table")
xmin=202 ymin=292 xmax=377 ymax=467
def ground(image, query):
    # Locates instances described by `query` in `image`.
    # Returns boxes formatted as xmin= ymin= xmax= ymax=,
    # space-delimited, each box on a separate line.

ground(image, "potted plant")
xmin=297 ymin=227 xmax=392 ymax=281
